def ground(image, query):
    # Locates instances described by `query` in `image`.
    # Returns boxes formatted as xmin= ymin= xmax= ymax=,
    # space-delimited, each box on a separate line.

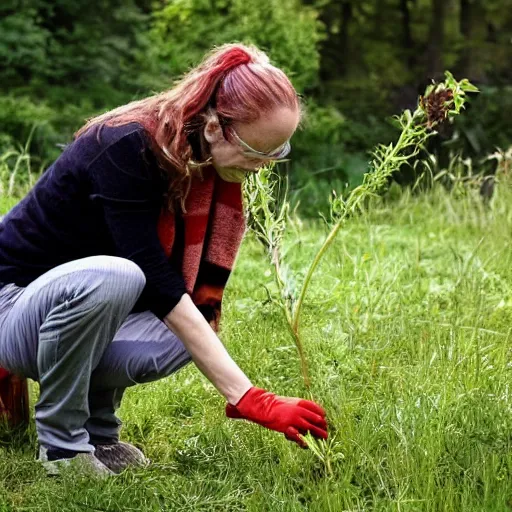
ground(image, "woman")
xmin=0 ymin=43 xmax=328 ymax=476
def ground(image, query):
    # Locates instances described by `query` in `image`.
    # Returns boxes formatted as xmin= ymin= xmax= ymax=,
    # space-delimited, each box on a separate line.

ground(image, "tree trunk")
xmin=426 ymin=0 xmax=446 ymax=79
xmin=318 ymin=0 xmax=354 ymax=81
xmin=399 ymin=0 xmax=415 ymax=68
xmin=458 ymin=0 xmax=488 ymax=82
xmin=338 ymin=1 xmax=353 ymax=76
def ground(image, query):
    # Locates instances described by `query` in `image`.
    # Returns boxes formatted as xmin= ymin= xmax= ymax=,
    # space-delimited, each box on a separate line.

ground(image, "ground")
xmin=1 ymin=186 xmax=512 ymax=511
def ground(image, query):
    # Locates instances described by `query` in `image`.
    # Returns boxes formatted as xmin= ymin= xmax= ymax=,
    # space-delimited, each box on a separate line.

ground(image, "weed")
xmin=246 ymin=72 xmax=478 ymax=390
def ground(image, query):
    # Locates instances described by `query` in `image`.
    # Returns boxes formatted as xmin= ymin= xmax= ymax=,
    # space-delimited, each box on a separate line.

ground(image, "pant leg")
xmin=85 ymin=311 xmax=192 ymax=444
xmin=0 ymin=256 xmax=146 ymax=452
xmin=85 ymin=387 xmax=125 ymax=445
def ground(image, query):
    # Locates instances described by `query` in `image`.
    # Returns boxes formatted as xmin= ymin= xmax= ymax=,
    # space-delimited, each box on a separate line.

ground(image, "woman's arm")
xmin=164 ymin=295 xmax=328 ymax=449
xmin=164 ymin=294 xmax=252 ymax=405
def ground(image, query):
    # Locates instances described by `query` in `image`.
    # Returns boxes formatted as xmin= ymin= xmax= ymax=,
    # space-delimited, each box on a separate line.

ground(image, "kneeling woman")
xmin=0 ymin=43 xmax=328 ymax=476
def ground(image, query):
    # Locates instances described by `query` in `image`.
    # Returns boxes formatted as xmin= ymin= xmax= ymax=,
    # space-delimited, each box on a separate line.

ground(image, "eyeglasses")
xmin=227 ymin=126 xmax=291 ymax=161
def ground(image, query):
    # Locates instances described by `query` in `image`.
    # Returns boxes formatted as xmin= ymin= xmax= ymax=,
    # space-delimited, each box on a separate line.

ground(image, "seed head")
xmin=419 ymin=88 xmax=454 ymax=129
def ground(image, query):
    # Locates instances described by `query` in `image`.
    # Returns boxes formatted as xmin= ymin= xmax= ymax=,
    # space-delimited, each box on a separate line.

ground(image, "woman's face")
xmin=203 ymin=107 xmax=300 ymax=181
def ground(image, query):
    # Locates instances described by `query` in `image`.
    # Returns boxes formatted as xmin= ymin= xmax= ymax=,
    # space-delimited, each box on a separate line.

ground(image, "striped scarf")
xmin=157 ymin=166 xmax=246 ymax=331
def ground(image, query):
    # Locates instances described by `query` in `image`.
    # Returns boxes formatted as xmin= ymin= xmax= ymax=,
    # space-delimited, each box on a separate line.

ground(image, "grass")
xmin=1 ymin=183 xmax=512 ymax=511
xmin=0 ymin=197 xmax=20 ymax=215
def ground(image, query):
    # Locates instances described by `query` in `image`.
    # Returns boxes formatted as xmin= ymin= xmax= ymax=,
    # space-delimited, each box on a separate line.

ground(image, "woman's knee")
xmin=28 ymin=256 xmax=148 ymax=319
xmin=92 ymin=256 xmax=145 ymax=289
xmin=77 ymin=256 xmax=146 ymax=305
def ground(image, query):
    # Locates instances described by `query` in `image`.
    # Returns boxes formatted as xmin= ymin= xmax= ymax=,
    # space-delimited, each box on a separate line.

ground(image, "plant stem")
xmin=291 ymin=217 xmax=345 ymax=333
xmin=272 ymin=246 xmax=311 ymax=388
xmin=246 ymin=73 xmax=477 ymax=392
xmin=291 ymin=111 xmax=419 ymax=338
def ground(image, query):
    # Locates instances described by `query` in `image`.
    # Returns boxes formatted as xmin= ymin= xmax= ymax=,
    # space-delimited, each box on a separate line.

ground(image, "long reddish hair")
xmin=75 ymin=43 xmax=300 ymax=211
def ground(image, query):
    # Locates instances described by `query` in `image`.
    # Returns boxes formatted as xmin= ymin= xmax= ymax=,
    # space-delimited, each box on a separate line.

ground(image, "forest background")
xmin=1 ymin=0 xmax=511 ymax=214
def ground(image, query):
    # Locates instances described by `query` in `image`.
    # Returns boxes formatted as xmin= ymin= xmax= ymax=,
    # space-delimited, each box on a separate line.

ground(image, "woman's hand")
xmin=226 ymin=387 xmax=328 ymax=448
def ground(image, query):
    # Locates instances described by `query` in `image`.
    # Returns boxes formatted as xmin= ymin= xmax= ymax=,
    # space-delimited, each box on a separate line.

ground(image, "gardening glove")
xmin=225 ymin=386 xmax=328 ymax=448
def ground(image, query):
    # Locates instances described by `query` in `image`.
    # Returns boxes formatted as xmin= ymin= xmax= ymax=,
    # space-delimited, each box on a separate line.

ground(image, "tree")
xmin=149 ymin=0 xmax=324 ymax=93
xmin=0 ymin=0 xmax=150 ymax=101
xmin=426 ymin=0 xmax=446 ymax=79
xmin=399 ymin=0 xmax=415 ymax=69
xmin=458 ymin=0 xmax=488 ymax=82
xmin=317 ymin=0 xmax=354 ymax=81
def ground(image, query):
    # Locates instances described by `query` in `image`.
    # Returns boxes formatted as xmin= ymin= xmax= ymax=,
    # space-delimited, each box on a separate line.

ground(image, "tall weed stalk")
xmin=245 ymin=72 xmax=478 ymax=390
xmin=245 ymin=72 xmax=477 ymax=473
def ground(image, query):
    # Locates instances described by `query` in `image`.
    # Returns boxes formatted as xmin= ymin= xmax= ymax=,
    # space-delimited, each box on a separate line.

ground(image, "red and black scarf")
xmin=158 ymin=165 xmax=246 ymax=331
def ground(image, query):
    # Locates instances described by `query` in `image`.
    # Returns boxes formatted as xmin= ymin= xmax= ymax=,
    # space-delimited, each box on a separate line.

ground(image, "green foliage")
xmin=0 ymin=0 xmax=154 ymax=165
xmin=0 ymin=8 xmax=50 ymax=85
xmin=0 ymin=0 xmax=150 ymax=93
xmin=0 ymin=96 xmax=57 ymax=160
xmin=289 ymin=99 xmax=397 ymax=217
xmin=150 ymin=0 xmax=324 ymax=92
xmin=243 ymin=164 xmax=289 ymax=258
xmin=0 ymin=0 xmax=511 ymax=214
xmin=450 ymin=85 xmax=512 ymax=157
xmin=0 ymin=127 xmax=40 ymax=199
xmin=0 ymin=95 xmax=98 ymax=165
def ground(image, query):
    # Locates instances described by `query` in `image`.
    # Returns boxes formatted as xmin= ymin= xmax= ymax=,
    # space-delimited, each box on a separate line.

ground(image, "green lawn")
xmin=1 ymin=186 xmax=512 ymax=511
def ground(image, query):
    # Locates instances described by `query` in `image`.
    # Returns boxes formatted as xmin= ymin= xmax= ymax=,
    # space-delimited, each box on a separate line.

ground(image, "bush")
xmin=0 ymin=95 xmax=58 ymax=163
xmin=448 ymin=85 xmax=512 ymax=156
xmin=0 ymin=91 xmax=136 ymax=166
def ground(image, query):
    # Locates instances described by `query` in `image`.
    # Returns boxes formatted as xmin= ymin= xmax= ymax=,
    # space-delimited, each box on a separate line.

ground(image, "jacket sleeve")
xmin=88 ymin=127 xmax=187 ymax=319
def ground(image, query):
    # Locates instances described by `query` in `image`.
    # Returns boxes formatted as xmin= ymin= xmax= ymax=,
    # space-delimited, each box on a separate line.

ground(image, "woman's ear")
xmin=203 ymin=114 xmax=224 ymax=144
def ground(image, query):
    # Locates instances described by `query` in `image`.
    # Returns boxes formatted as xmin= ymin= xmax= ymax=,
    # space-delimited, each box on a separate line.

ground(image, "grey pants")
xmin=0 ymin=256 xmax=192 ymax=452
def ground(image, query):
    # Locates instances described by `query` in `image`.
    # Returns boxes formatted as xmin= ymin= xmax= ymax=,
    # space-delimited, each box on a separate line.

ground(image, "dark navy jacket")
xmin=0 ymin=123 xmax=187 ymax=319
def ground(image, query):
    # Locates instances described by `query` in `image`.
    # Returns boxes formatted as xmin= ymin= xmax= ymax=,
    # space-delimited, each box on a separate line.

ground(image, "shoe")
xmin=38 ymin=445 xmax=114 ymax=478
xmin=93 ymin=441 xmax=149 ymax=474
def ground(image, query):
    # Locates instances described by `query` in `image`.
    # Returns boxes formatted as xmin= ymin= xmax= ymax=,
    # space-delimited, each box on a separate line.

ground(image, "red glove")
xmin=226 ymin=387 xmax=328 ymax=448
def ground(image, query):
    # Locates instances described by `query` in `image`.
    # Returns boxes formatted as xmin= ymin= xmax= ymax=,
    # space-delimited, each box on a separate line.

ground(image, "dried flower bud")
xmin=419 ymin=88 xmax=454 ymax=128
